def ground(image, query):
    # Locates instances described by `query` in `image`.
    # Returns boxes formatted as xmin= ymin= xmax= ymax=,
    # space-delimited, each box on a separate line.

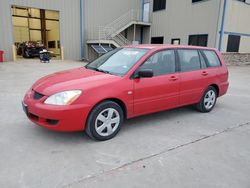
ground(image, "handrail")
xmin=106 ymin=10 xmax=133 ymax=28
xmin=98 ymin=9 xmax=141 ymax=44
xmin=116 ymin=33 xmax=132 ymax=45
xmin=88 ymin=9 xmax=149 ymax=47
xmin=105 ymin=9 xmax=140 ymax=36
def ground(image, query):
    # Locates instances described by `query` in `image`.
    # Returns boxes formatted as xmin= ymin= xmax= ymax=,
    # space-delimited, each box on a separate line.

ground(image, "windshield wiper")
xmin=86 ymin=66 xmax=113 ymax=75
xmin=88 ymin=67 xmax=110 ymax=74
xmin=95 ymin=68 xmax=111 ymax=74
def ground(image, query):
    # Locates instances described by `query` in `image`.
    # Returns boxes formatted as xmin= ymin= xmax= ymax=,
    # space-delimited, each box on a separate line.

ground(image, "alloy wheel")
xmin=204 ymin=90 xmax=216 ymax=110
xmin=95 ymin=108 xmax=120 ymax=137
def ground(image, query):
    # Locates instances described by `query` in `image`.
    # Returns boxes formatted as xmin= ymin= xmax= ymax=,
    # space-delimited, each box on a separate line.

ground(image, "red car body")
xmin=23 ymin=45 xmax=229 ymax=132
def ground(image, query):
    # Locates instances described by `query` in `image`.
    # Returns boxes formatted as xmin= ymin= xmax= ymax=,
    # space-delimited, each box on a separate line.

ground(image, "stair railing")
xmin=98 ymin=9 xmax=141 ymax=44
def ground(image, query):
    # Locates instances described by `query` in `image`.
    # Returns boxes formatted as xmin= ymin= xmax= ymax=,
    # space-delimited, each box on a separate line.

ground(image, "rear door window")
xmin=203 ymin=50 xmax=221 ymax=67
xmin=177 ymin=49 xmax=201 ymax=72
xmin=139 ymin=50 xmax=176 ymax=76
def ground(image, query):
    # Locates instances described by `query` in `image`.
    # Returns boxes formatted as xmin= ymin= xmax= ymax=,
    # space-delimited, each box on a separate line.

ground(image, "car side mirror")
xmin=137 ymin=69 xmax=154 ymax=78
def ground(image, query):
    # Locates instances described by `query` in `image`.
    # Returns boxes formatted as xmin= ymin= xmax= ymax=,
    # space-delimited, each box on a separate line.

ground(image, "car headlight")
xmin=44 ymin=90 xmax=82 ymax=105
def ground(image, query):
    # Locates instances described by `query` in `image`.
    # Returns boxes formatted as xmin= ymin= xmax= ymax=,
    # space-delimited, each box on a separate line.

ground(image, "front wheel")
xmin=23 ymin=50 xmax=30 ymax=58
xmin=85 ymin=101 xmax=124 ymax=141
xmin=196 ymin=86 xmax=217 ymax=113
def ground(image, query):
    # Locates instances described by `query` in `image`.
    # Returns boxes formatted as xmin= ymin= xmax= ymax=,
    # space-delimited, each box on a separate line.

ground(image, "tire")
xmin=23 ymin=50 xmax=30 ymax=58
xmin=196 ymin=86 xmax=217 ymax=113
xmin=85 ymin=101 xmax=124 ymax=141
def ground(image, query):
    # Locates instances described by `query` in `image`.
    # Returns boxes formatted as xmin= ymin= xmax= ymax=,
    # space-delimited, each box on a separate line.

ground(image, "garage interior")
xmin=11 ymin=6 xmax=60 ymax=59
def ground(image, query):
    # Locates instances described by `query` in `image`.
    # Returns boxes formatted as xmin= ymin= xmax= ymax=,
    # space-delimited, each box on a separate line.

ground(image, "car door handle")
xmin=201 ymin=71 xmax=208 ymax=76
xmin=169 ymin=76 xmax=178 ymax=81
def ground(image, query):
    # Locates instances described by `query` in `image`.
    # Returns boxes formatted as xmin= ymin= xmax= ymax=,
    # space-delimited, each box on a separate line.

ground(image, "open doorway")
xmin=11 ymin=6 xmax=60 ymax=60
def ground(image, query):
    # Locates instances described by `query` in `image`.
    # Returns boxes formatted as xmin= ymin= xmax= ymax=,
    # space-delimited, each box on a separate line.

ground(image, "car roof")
xmin=125 ymin=44 xmax=217 ymax=51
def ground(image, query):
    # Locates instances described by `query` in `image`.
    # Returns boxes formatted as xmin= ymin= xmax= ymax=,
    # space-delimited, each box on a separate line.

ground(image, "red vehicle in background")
xmin=17 ymin=41 xmax=46 ymax=58
xmin=22 ymin=45 xmax=229 ymax=141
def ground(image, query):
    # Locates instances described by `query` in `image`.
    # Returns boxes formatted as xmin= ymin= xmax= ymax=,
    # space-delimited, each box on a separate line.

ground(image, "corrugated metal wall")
xmin=84 ymin=0 xmax=141 ymax=58
xmin=0 ymin=0 xmax=81 ymax=61
xmin=220 ymin=0 xmax=250 ymax=52
xmin=149 ymin=0 xmax=221 ymax=48
xmin=84 ymin=0 xmax=141 ymax=40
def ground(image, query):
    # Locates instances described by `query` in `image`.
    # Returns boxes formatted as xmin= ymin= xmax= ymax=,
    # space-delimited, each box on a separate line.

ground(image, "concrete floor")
xmin=0 ymin=59 xmax=250 ymax=188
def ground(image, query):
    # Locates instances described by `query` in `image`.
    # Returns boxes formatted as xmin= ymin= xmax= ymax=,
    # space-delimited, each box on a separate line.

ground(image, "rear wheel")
xmin=85 ymin=101 xmax=124 ymax=141
xmin=196 ymin=86 xmax=217 ymax=113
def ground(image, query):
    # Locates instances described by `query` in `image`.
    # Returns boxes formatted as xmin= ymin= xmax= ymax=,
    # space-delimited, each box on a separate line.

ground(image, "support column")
xmin=149 ymin=26 xmax=152 ymax=44
xmin=80 ymin=0 xmax=85 ymax=60
xmin=40 ymin=9 xmax=47 ymax=47
xmin=219 ymin=0 xmax=228 ymax=51
xmin=133 ymin=24 xmax=136 ymax=42
xmin=140 ymin=0 xmax=145 ymax=21
xmin=27 ymin=8 xmax=31 ymax=41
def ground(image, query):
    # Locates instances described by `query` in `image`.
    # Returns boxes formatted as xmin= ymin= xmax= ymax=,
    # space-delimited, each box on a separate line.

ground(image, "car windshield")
xmin=85 ymin=48 xmax=149 ymax=76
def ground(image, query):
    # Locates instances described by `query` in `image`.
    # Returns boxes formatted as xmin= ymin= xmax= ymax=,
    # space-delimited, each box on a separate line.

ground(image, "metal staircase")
xmin=88 ymin=9 xmax=151 ymax=49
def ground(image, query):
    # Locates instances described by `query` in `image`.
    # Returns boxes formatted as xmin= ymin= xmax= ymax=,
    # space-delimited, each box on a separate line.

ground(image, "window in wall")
xmin=48 ymin=41 xmax=56 ymax=48
xmin=171 ymin=38 xmax=181 ymax=45
xmin=139 ymin=50 xmax=176 ymax=76
xmin=29 ymin=30 xmax=41 ymax=41
xmin=11 ymin=6 xmax=61 ymax=58
xmin=29 ymin=18 xmax=41 ymax=29
xmin=203 ymin=50 xmax=221 ymax=67
xmin=151 ymin=36 xmax=164 ymax=44
xmin=188 ymin=34 xmax=208 ymax=47
xmin=153 ymin=0 xmax=166 ymax=11
xmin=226 ymin=35 xmax=241 ymax=52
xmin=45 ymin=10 xmax=59 ymax=20
xmin=29 ymin=8 xmax=40 ymax=18
xmin=192 ymin=0 xmax=207 ymax=3
xmin=177 ymin=49 xmax=201 ymax=72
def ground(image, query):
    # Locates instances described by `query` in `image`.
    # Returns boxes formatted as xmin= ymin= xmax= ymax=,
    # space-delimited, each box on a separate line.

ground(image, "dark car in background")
xmin=17 ymin=41 xmax=46 ymax=58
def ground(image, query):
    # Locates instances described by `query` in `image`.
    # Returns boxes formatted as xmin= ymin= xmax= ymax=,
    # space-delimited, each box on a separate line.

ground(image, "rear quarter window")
xmin=203 ymin=50 xmax=221 ymax=67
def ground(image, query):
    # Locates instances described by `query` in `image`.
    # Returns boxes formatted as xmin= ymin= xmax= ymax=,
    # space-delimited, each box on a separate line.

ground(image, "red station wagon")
xmin=22 ymin=45 xmax=229 ymax=141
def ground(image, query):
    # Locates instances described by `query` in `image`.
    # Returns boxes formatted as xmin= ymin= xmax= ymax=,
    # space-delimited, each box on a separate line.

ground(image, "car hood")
xmin=32 ymin=67 xmax=120 ymax=95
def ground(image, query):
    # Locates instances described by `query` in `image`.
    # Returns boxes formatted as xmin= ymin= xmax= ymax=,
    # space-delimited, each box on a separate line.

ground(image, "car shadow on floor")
xmin=30 ymin=125 xmax=92 ymax=143
xmin=27 ymin=100 xmax=229 ymax=144
xmin=122 ymin=106 xmax=196 ymax=131
xmin=27 ymin=105 xmax=198 ymax=143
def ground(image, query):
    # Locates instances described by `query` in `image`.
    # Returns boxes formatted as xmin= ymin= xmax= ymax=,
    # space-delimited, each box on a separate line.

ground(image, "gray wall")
xmin=0 ymin=0 xmax=81 ymax=61
xmin=84 ymin=0 xmax=141 ymax=59
xmin=149 ymin=0 xmax=221 ymax=48
xmin=84 ymin=0 xmax=141 ymax=40
xmin=220 ymin=0 xmax=250 ymax=52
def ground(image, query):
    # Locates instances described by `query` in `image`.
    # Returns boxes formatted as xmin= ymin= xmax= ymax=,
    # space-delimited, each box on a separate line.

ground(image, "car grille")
xmin=33 ymin=91 xmax=45 ymax=100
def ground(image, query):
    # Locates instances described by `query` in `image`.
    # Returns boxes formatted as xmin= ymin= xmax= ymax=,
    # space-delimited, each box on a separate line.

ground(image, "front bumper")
xmin=22 ymin=90 xmax=92 ymax=132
